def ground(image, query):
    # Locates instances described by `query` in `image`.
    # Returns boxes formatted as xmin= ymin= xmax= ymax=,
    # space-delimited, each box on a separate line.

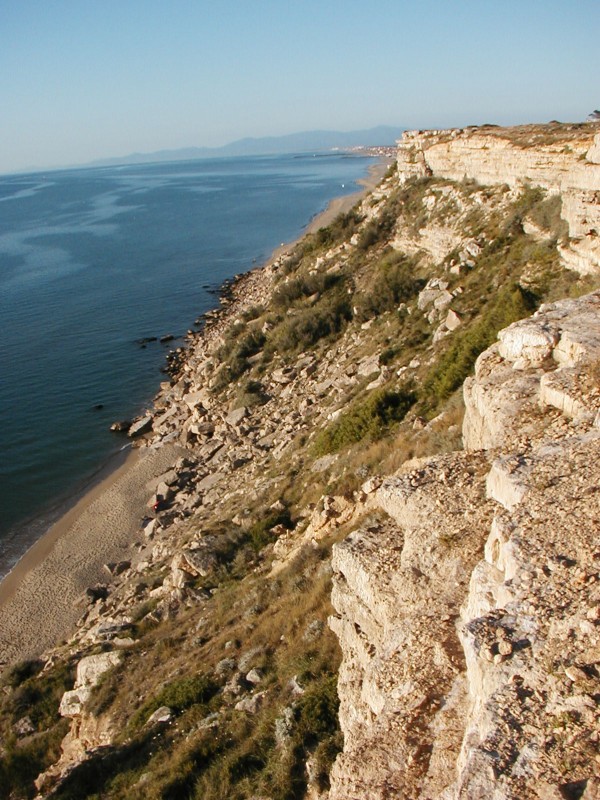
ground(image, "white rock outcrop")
xmin=329 ymin=292 xmax=600 ymax=800
xmin=397 ymin=127 xmax=600 ymax=276
xmin=58 ymin=652 xmax=122 ymax=718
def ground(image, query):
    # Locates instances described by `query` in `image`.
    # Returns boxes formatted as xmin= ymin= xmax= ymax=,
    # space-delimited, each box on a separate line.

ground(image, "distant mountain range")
xmin=85 ymin=126 xmax=404 ymax=168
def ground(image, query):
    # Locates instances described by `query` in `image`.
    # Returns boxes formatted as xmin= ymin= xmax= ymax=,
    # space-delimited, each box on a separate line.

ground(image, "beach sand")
xmin=0 ymin=156 xmax=392 ymax=670
xmin=0 ymin=444 xmax=185 ymax=668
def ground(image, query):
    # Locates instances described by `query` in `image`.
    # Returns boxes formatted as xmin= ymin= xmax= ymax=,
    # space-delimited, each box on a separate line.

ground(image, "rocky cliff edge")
xmin=329 ymin=291 xmax=600 ymax=799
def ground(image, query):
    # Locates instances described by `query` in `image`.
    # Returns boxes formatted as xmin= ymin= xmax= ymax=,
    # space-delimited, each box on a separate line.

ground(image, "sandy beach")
xmin=0 ymin=157 xmax=391 ymax=671
xmin=0 ymin=444 xmax=185 ymax=668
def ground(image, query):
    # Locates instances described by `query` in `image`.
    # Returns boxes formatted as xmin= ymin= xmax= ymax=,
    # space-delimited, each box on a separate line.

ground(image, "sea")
xmin=0 ymin=152 xmax=375 ymax=579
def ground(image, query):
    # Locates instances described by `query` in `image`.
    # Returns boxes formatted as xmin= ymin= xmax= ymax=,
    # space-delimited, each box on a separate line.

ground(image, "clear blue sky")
xmin=2 ymin=0 xmax=599 ymax=173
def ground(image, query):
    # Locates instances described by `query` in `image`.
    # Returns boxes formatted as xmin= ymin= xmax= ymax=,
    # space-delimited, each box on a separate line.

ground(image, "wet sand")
xmin=0 ymin=156 xmax=393 ymax=670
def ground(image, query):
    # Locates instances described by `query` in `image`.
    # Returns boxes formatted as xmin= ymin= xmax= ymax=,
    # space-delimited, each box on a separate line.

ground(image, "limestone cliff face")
xmin=397 ymin=125 xmax=600 ymax=275
xmin=329 ymin=292 xmax=600 ymax=799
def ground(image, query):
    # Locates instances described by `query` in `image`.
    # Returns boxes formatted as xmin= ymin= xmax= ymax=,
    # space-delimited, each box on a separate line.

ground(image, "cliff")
xmin=396 ymin=124 xmax=600 ymax=275
xmin=329 ymin=293 xmax=600 ymax=800
xmin=1 ymin=121 xmax=599 ymax=800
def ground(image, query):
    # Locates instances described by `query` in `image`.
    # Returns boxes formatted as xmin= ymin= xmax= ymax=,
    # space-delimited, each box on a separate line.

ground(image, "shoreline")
xmin=0 ymin=156 xmax=390 ymax=669
xmin=0 ymin=444 xmax=133 ymax=583
xmin=265 ymin=158 xmax=390 ymax=264
xmin=0 ymin=449 xmax=140 ymax=611
xmin=0 ymin=443 xmax=186 ymax=668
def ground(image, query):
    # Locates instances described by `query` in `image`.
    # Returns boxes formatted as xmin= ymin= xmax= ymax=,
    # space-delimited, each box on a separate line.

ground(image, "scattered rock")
xmin=128 ymin=415 xmax=153 ymax=438
xmin=245 ymin=668 xmax=263 ymax=685
xmin=13 ymin=716 xmax=35 ymax=737
xmin=146 ymin=706 xmax=174 ymax=726
xmin=234 ymin=691 xmax=267 ymax=714
xmin=110 ymin=420 xmax=132 ymax=432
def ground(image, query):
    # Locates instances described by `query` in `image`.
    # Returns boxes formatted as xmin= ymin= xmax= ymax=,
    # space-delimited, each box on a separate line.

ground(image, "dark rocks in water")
xmin=110 ymin=420 xmax=132 ymax=433
xmin=162 ymin=347 xmax=187 ymax=380
xmin=93 ymin=404 xmax=104 ymax=411
xmin=160 ymin=334 xmax=175 ymax=343
xmin=136 ymin=336 xmax=158 ymax=346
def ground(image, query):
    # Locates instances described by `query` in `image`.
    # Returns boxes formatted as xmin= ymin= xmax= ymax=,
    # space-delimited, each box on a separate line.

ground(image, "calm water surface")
xmin=0 ymin=153 xmax=374 ymax=576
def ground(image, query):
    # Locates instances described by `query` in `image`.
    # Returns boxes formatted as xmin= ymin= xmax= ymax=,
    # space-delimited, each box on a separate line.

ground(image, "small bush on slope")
xmin=0 ymin=659 xmax=74 ymax=799
xmin=314 ymin=386 xmax=416 ymax=454
xmin=355 ymin=249 xmax=424 ymax=321
xmin=422 ymin=282 xmax=537 ymax=410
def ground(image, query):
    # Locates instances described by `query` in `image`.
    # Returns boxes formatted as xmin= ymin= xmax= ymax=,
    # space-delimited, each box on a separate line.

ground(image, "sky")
xmin=1 ymin=0 xmax=599 ymax=174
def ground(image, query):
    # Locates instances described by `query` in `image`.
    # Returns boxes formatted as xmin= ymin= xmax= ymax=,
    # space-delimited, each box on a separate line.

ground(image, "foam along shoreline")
xmin=0 ymin=156 xmax=390 ymax=669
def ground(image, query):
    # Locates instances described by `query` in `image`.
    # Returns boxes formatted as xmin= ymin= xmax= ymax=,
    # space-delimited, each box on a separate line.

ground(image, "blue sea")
xmin=0 ymin=152 xmax=374 ymax=577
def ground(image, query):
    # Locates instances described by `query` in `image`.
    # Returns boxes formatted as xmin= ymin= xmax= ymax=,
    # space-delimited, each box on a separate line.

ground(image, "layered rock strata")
xmin=397 ymin=125 xmax=600 ymax=275
xmin=329 ymin=292 xmax=600 ymax=799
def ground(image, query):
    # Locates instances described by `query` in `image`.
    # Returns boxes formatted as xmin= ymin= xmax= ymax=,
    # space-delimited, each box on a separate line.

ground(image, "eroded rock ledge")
xmin=397 ymin=125 xmax=600 ymax=276
xmin=329 ymin=292 xmax=600 ymax=800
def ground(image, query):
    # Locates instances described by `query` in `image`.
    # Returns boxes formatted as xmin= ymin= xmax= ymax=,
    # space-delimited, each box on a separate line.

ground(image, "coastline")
xmin=0 ymin=156 xmax=390 ymax=669
xmin=266 ymin=158 xmax=390 ymax=264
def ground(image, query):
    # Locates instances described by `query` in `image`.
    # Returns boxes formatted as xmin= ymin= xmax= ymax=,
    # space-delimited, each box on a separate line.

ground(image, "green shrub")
xmin=2 ymin=659 xmax=44 ymax=688
xmin=272 ymin=273 xmax=341 ymax=310
xmin=7 ymin=659 xmax=74 ymax=732
xmin=307 ymin=210 xmax=362 ymax=252
xmin=130 ymin=673 xmax=218 ymax=731
xmin=214 ymin=328 xmax=266 ymax=388
xmin=0 ymin=720 xmax=70 ymax=799
xmin=294 ymin=675 xmax=342 ymax=790
xmin=356 ymin=207 xmax=397 ymax=250
xmin=0 ymin=658 xmax=74 ymax=799
xmin=234 ymin=378 xmax=269 ymax=408
xmin=296 ymin=674 xmax=339 ymax=742
xmin=241 ymin=305 xmax=264 ymax=322
xmin=315 ymin=386 xmax=416 ymax=454
xmin=422 ymin=283 xmax=537 ymax=409
xmin=246 ymin=508 xmax=292 ymax=553
xmin=268 ymin=290 xmax=352 ymax=356
xmin=85 ymin=662 xmax=123 ymax=717
xmin=526 ymin=193 xmax=568 ymax=237
xmin=356 ymin=250 xmax=423 ymax=319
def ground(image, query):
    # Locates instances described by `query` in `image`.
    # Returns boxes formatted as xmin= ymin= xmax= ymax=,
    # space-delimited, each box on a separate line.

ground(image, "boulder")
xmin=180 ymin=549 xmax=218 ymax=577
xmin=146 ymin=706 xmax=174 ymax=726
xmin=128 ymin=415 xmax=153 ymax=438
xmin=445 ymin=308 xmax=462 ymax=331
xmin=234 ymin=691 xmax=267 ymax=714
xmin=225 ymin=406 xmax=248 ymax=427
xmin=103 ymin=561 xmax=131 ymax=577
xmin=13 ymin=716 xmax=35 ymax=737
xmin=59 ymin=652 xmax=122 ymax=717
xmin=110 ymin=420 xmax=132 ymax=433
xmin=497 ymin=319 xmax=559 ymax=368
xmin=245 ymin=668 xmax=263 ymax=685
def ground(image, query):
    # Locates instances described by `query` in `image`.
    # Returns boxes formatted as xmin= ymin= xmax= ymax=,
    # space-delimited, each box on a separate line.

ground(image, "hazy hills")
xmin=85 ymin=126 xmax=404 ymax=167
